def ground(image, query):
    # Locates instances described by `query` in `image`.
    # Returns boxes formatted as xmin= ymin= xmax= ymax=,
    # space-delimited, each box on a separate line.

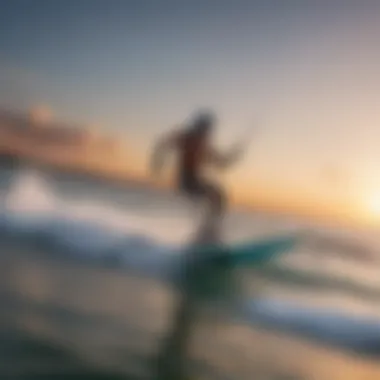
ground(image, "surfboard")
xmin=183 ymin=235 xmax=299 ymax=300
xmin=197 ymin=234 xmax=298 ymax=267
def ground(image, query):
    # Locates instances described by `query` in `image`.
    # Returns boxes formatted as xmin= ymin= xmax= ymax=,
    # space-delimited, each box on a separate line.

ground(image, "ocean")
xmin=1 ymin=165 xmax=380 ymax=380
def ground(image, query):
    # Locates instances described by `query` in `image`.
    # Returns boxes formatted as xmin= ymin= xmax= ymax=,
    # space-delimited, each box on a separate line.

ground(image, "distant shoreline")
xmin=0 ymin=144 xmax=371 ymax=231
xmin=0 ymin=151 xmax=366 ymax=232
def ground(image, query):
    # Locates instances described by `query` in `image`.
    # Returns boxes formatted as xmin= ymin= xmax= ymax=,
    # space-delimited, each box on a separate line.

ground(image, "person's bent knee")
xmin=208 ymin=184 xmax=226 ymax=216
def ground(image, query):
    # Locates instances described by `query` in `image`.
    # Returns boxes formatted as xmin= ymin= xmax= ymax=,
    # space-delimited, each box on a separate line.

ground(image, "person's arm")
xmin=150 ymin=130 xmax=181 ymax=176
xmin=208 ymin=129 xmax=254 ymax=169
xmin=207 ymin=144 xmax=244 ymax=169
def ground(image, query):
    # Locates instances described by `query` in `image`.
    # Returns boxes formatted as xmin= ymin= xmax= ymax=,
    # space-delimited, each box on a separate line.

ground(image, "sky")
xmin=1 ymin=0 xmax=380 ymax=224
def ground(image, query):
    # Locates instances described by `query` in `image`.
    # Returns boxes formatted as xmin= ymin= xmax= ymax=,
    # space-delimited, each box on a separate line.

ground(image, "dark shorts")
xmin=179 ymin=173 xmax=207 ymax=196
xmin=178 ymin=172 xmax=226 ymax=215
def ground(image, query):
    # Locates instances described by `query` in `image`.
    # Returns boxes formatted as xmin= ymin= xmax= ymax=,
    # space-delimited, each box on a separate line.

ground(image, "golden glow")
xmin=366 ymin=194 xmax=380 ymax=220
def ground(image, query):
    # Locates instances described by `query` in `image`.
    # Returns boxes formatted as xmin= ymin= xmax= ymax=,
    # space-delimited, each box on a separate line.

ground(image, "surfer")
xmin=151 ymin=111 xmax=253 ymax=379
xmin=151 ymin=110 xmax=246 ymax=228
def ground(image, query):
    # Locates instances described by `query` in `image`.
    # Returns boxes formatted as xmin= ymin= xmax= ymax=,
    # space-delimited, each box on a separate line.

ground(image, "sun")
xmin=367 ymin=194 xmax=380 ymax=219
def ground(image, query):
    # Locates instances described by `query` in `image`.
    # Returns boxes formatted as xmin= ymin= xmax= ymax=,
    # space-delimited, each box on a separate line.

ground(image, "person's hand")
xmin=226 ymin=127 xmax=257 ymax=165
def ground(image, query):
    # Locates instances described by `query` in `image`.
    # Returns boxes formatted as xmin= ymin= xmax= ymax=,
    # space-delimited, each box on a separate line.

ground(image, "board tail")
xmin=230 ymin=235 xmax=297 ymax=266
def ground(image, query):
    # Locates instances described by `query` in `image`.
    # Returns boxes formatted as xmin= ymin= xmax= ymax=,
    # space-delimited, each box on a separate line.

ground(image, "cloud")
xmin=29 ymin=104 xmax=53 ymax=125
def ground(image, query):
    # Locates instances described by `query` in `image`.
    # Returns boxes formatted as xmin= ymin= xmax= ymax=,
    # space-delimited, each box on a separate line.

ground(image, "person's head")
xmin=189 ymin=109 xmax=216 ymax=138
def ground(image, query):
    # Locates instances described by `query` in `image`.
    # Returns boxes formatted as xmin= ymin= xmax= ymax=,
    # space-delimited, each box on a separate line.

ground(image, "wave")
xmin=1 ymin=205 xmax=380 ymax=308
xmin=0 ymin=207 xmax=183 ymax=282
xmin=239 ymin=298 xmax=380 ymax=357
xmin=2 ymin=168 xmax=380 ymax=358
xmin=3 ymin=213 xmax=379 ymax=359
xmin=259 ymin=265 xmax=380 ymax=302
xmin=1 ymin=168 xmax=380 ymax=304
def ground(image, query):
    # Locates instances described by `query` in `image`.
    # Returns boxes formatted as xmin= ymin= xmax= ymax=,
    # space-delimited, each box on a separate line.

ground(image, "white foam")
xmin=2 ymin=168 xmax=190 ymax=244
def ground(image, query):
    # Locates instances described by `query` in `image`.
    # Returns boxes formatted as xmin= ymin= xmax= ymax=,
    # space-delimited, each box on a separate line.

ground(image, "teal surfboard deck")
xmin=184 ymin=235 xmax=299 ymax=300
xmin=197 ymin=235 xmax=298 ymax=267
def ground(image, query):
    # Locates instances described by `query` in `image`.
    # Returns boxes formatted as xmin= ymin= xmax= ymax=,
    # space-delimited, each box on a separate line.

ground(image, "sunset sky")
xmin=1 ymin=1 xmax=380 ymax=224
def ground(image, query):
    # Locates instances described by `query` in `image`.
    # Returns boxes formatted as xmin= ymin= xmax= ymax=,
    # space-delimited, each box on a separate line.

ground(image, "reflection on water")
xmin=2 ymin=243 xmax=380 ymax=380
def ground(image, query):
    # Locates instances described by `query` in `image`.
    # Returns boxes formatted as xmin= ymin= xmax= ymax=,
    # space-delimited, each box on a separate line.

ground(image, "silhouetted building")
xmin=0 ymin=108 xmax=129 ymax=173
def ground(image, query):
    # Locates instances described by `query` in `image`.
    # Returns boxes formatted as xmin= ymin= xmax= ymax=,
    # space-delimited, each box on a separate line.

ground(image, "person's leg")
xmin=179 ymin=174 xmax=227 ymax=240
xmin=202 ymin=180 xmax=226 ymax=220
xmin=188 ymin=178 xmax=226 ymax=243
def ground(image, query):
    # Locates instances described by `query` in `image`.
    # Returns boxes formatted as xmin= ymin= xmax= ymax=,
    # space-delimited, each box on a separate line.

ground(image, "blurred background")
xmin=1 ymin=1 xmax=380 ymax=379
